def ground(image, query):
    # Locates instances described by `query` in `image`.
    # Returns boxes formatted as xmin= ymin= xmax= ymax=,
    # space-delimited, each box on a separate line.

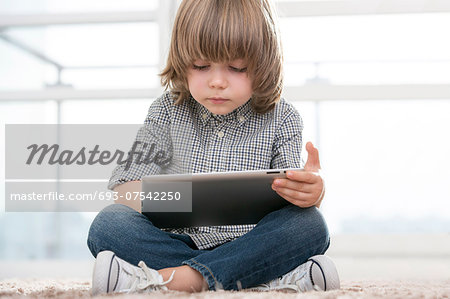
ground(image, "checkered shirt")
xmin=109 ymin=91 xmax=304 ymax=250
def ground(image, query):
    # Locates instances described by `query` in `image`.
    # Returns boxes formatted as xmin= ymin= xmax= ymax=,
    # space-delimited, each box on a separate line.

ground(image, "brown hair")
xmin=160 ymin=0 xmax=283 ymax=114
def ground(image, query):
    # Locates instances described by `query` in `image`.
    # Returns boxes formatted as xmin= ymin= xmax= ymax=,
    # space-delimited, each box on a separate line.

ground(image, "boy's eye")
xmin=193 ymin=64 xmax=209 ymax=70
xmin=229 ymin=66 xmax=247 ymax=73
xmin=192 ymin=64 xmax=247 ymax=73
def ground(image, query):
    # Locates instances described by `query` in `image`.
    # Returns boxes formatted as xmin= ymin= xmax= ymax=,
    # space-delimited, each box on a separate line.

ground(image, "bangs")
xmin=178 ymin=0 xmax=264 ymax=64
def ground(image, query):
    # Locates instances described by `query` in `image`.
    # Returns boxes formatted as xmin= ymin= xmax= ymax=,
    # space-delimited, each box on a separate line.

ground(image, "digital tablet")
xmin=141 ymin=168 xmax=303 ymax=228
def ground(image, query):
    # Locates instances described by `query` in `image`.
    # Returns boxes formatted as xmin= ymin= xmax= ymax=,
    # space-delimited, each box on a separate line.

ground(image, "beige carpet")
xmin=1 ymin=279 xmax=449 ymax=298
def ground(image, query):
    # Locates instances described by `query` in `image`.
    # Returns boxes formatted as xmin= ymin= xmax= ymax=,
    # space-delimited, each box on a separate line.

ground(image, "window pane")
xmin=62 ymin=68 xmax=160 ymax=89
xmin=0 ymin=38 xmax=56 ymax=90
xmin=0 ymin=0 xmax=158 ymax=14
xmin=4 ymin=23 xmax=158 ymax=66
xmin=1 ymin=23 xmax=159 ymax=90
xmin=60 ymin=99 xmax=155 ymax=124
xmin=280 ymin=13 xmax=450 ymax=85
xmin=318 ymin=99 xmax=450 ymax=233
xmin=318 ymin=61 xmax=450 ymax=85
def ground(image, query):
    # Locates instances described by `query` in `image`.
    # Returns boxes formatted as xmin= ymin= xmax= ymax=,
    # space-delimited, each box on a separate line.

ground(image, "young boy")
xmin=88 ymin=0 xmax=340 ymax=294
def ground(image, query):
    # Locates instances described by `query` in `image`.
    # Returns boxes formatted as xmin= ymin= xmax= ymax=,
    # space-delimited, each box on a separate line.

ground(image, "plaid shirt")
xmin=109 ymin=91 xmax=304 ymax=249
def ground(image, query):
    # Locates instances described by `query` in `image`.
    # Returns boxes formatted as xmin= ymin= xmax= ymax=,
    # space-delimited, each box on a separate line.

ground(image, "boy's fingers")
xmin=285 ymin=170 xmax=319 ymax=184
xmin=272 ymin=178 xmax=315 ymax=193
xmin=304 ymin=142 xmax=321 ymax=172
xmin=273 ymin=187 xmax=311 ymax=202
xmin=274 ymin=189 xmax=315 ymax=207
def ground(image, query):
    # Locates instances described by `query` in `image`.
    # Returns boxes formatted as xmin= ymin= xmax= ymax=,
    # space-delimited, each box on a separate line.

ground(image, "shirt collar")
xmin=195 ymin=96 xmax=253 ymax=126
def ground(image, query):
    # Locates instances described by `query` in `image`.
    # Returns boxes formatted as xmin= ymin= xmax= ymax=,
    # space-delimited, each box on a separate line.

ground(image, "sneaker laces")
xmin=119 ymin=260 xmax=176 ymax=293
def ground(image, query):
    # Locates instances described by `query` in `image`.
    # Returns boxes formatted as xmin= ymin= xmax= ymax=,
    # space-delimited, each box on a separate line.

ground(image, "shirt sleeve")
xmin=270 ymin=104 xmax=304 ymax=169
xmin=108 ymin=93 xmax=173 ymax=190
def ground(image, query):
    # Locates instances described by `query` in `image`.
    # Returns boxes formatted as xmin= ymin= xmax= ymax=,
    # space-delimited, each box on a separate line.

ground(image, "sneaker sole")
xmin=308 ymin=255 xmax=340 ymax=291
xmin=91 ymin=250 xmax=119 ymax=296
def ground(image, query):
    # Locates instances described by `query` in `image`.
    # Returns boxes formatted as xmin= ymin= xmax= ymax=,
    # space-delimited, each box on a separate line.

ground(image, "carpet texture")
xmin=1 ymin=279 xmax=449 ymax=298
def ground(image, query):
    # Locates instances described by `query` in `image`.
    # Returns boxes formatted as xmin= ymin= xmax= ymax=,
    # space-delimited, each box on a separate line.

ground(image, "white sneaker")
xmin=91 ymin=250 xmax=175 ymax=295
xmin=250 ymin=255 xmax=340 ymax=292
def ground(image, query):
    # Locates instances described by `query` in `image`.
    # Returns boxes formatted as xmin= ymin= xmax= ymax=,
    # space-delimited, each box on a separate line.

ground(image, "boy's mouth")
xmin=208 ymin=97 xmax=229 ymax=104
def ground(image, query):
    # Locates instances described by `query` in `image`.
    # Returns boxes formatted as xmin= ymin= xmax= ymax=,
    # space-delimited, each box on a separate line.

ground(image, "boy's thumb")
xmin=304 ymin=142 xmax=321 ymax=171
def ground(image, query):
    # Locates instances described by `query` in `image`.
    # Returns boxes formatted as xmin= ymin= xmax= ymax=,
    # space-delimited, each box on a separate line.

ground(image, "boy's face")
xmin=187 ymin=59 xmax=253 ymax=115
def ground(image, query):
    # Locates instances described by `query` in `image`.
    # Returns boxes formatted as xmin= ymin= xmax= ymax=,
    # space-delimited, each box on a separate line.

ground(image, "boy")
xmin=88 ymin=0 xmax=339 ymax=294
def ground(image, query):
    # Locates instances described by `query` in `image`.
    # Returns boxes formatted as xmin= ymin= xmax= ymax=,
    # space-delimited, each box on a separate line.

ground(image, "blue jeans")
xmin=87 ymin=203 xmax=330 ymax=291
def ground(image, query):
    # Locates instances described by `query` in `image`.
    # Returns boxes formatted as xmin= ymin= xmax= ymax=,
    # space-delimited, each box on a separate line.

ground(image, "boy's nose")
xmin=209 ymin=71 xmax=227 ymax=89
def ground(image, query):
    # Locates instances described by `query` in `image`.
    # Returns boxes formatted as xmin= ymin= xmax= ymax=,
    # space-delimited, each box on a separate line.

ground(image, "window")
xmin=1 ymin=0 xmax=449 ymax=259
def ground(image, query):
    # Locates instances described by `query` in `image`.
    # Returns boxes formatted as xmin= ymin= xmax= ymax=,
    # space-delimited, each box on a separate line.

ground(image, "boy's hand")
xmin=272 ymin=142 xmax=325 ymax=208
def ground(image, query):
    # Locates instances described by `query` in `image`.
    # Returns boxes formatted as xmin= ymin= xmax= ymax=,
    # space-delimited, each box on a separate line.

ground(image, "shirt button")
xmin=202 ymin=113 xmax=208 ymax=120
xmin=217 ymin=131 xmax=224 ymax=138
xmin=238 ymin=115 xmax=245 ymax=122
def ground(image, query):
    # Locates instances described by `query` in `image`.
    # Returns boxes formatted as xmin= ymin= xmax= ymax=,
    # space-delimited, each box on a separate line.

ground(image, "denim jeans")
xmin=87 ymin=203 xmax=330 ymax=291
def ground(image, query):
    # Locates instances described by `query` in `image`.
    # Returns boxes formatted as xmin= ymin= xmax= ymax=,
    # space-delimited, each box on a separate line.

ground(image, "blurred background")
xmin=1 ymin=0 xmax=449 ymax=280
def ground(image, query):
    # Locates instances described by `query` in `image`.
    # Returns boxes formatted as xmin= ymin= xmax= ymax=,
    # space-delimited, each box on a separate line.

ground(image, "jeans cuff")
xmin=182 ymin=258 xmax=221 ymax=291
